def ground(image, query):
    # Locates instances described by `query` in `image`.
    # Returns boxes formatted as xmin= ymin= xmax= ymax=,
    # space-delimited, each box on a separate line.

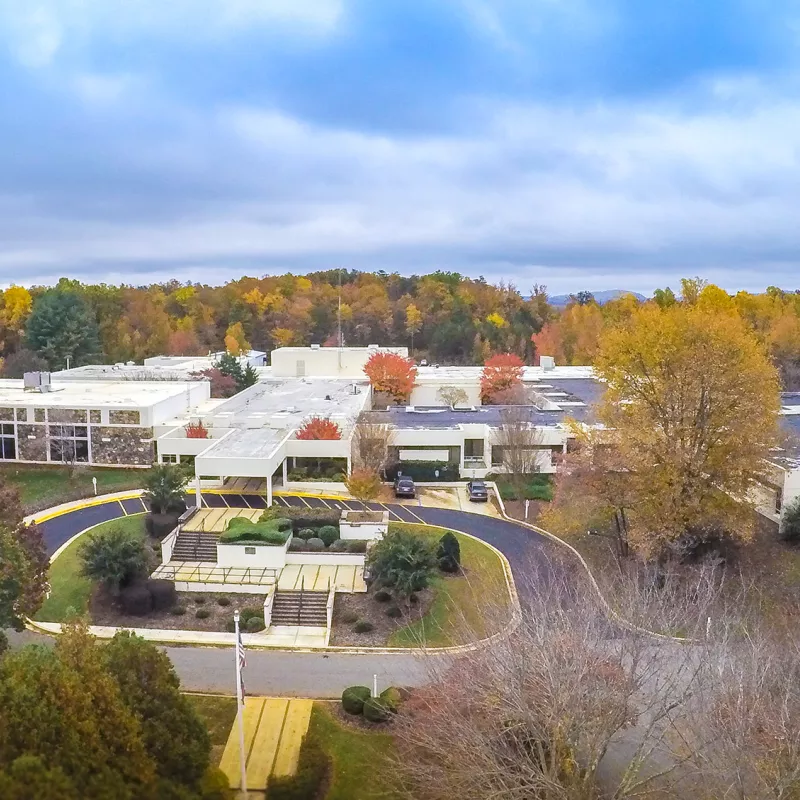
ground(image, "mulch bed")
xmin=329 ymin=587 xmax=434 ymax=647
xmin=89 ymin=587 xmax=266 ymax=632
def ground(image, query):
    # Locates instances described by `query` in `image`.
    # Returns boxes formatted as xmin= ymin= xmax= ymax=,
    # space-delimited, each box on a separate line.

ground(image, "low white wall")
xmin=161 ymin=529 xmax=178 ymax=563
xmin=174 ymin=581 xmax=271 ymax=595
xmin=340 ymin=509 xmax=388 ymax=540
xmin=217 ymin=540 xmax=289 ymax=570
xmin=263 ymin=588 xmax=275 ymax=627
xmin=285 ymin=552 xmax=365 ymax=566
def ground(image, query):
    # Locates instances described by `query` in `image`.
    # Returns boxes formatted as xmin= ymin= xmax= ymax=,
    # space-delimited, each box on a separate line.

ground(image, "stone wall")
xmin=91 ymin=426 xmax=153 ymax=465
xmin=16 ymin=424 xmax=48 ymax=461
xmin=48 ymin=408 xmax=87 ymax=424
xmin=109 ymin=410 xmax=141 ymax=425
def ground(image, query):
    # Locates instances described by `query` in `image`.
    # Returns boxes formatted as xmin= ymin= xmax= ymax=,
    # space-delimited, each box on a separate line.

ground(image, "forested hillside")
xmin=1 ymin=273 xmax=800 ymax=387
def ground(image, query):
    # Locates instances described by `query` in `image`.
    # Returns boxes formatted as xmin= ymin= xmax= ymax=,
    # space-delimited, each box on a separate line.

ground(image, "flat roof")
xmin=0 ymin=379 xmax=198 ymax=408
xmin=412 ymin=365 xmax=595 ymax=381
xmin=203 ymin=377 xmax=370 ymax=429
xmin=198 ymin=428 xmax=285 ymax=460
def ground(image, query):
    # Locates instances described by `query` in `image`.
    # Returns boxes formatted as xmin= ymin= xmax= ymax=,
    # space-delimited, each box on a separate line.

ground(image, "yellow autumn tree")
xmin=224 ymin=322 xmax=250 ymax=356
xmin=405 ymin=303 xmax=422 ymax=354
xmin=593 ymin=303 xmax=781 ymax=557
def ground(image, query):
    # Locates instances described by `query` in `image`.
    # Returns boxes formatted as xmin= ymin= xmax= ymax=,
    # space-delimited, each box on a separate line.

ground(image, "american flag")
xmin=236 ymin=625 xmax=247 ymax=703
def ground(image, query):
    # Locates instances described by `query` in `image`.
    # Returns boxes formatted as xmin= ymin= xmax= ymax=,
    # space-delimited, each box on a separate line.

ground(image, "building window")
xmin=48 ymin=424 xmax=89 ymax=463
xmin=161 ymin=454 xmax=178 ymax=464
xmin=0 ymin=423 xmax=16 ymax=460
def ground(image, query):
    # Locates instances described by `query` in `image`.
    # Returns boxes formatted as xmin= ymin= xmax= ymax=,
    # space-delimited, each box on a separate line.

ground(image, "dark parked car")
xmin=394 ymin=476 xmax=416 ymax=498
xmin=466 ymin=480 xmax=489 ymax=502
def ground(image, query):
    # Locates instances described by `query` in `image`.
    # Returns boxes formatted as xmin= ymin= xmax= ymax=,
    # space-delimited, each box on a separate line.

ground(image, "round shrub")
xmin=341 ymin=686 xmax=371 ymax=715
xmin=276 ymin=519 xmax=293 ymax=532
xmin=318 ymin=525 xmax=339 ymax=547
xmin=241 ymin=606 xmax=263 ymax=622
xmin=194 ymin=596 xmax=206 ymax=605
xmin=347 ymin=540 xmax=367 ymax=554
xmin=246 ymin=616 xmax=265 ymax=633
xmin=306 ymin=537 xmax=325 ymax=552
xmin=297 ymin=528 xmax=315 ymax=540
xmin=288 ymin=537 xmax=305 ymax=552
xmin=363 ymin=697 xmax=390 ymax=723
xmin=329 ymin=539 xmax=349 ymax=552
xmin=374 ymin=589 xmax=391 ymax=603
xmin=380 ymin=686 xmax=402 ymax=713
xmin=170 ymin=605 xmax=187 ymax=616
xmin=216 ymin=596 xmax=231 ymax=607
xmin=195 ymin=608 xmax=210 ymax=620
xmin=340 ymin=611 xmax=359 ymax=624
xmin=353 ymin=620 xmax=374 ymax=634
xmin=120 ymin=584 xmax=153 ymax=616
xmin=146 ymin=579 xmax=177 ymax=611
xmin=386 ymin=605 xmax=402 ymax=619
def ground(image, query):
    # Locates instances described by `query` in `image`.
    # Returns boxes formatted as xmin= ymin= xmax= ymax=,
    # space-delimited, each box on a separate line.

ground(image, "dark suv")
xmin=394 ymin=476 xmax=416 ymax=498
xmin=466 ymin=480 xmax=489 ymax=502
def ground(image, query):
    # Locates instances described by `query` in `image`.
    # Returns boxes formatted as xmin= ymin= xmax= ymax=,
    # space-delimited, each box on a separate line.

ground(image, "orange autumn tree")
xmin=296 ymin=416 xmax=342 ymax=440
xmin=184 ymin=420 xmax=209 ymax=439
xmin=363 ymin=351 xmax=417 ymax=404
xmin=480 ymin=353 xmax=524 ymax=403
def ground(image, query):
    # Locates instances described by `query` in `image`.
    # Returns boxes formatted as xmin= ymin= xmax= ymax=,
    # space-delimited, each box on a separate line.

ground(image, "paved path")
xmin=25 ymin=491 xmax=550 ymax=696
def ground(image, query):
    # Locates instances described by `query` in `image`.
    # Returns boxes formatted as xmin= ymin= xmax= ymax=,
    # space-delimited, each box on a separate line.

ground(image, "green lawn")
xmin=34 ymin=514 xmax=146 ymax=622
xmin=1 ymin=465 xmax=145 ymax=513
xmin=387 ymin=523 xmax=514 ymax=647
xmin=185 ymin=694 xmax=238 ymax=765
xmin=492 ymin=473 xmax=553 ymax=501
xmin=310 ymin=703 xmax=398 ymax=800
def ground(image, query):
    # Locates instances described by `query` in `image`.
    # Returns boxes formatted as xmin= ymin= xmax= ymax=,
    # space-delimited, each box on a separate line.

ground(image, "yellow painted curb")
xmin=29 ymin=491 xmax=146 ymax=523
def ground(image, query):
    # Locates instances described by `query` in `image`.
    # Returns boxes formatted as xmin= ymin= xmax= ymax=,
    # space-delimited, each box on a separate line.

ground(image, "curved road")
xmin=27 ymin=492 xmax=551 ymax=697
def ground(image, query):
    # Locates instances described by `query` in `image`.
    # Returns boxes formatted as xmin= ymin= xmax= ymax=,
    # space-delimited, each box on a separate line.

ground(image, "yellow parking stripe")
xmin=272 ymin=700 xmax=314 ymax=778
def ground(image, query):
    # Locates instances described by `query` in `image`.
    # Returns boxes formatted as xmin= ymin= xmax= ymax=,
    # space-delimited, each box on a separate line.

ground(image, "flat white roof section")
xmin=0 ymin=379 xmax=202 ymax=408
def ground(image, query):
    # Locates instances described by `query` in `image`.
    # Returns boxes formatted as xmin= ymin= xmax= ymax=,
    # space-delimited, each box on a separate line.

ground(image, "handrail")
xmin=298 ymin=575 xmax=305 ymax=625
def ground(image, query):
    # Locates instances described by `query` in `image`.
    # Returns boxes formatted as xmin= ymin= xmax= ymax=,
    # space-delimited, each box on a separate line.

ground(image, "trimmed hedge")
xmin=147 ymin=579 xmax=176 ymax=611
xmin=317 ymin=525 xmax=339 ymax=547
xmin=267 ymin=730 xmax=329 ymax=800
xmin=363 ymin=697 xmax=390 ymax=723
xmin=380 ymin=686 xmax=402 ymax=713
xmin=353 ymin=620 xmax=374 ymax=634
xmin=245 ymin=616 xmax=265 ymax=632
xmin=262 ymin=507 xmax=340 ymax=530
xmin=342 ymin=686 xmax=371 ymax=715
xmin=120 ymin=584 xmax=152 ymax=616
xmin=219 ymin=516 xmax=292 ymax=545
xmin=306 ymin=537 xmax=325 ymax=552
xmin=386 ymin=460 xmax=460 ymax=482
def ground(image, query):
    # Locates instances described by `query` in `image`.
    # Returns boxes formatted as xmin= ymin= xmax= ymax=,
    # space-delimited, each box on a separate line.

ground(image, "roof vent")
xmin=23 ymin=372 xmax=52 ymax=392
xmin=126 ymin=360 xmax=135 ymax=366
xmin=310 ymin=343 xmax=321 ymax=350
xmin=368 ymin=344 xmax=379 ymax=349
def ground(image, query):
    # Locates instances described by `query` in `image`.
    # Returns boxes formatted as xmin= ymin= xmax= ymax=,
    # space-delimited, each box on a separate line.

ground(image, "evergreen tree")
xmin=24 ymin=289 xmax=101 ymax=369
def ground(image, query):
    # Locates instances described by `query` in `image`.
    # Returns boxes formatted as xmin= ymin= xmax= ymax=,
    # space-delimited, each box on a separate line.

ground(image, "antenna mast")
xmin=337 ymin=268 xmax=343 ymax=348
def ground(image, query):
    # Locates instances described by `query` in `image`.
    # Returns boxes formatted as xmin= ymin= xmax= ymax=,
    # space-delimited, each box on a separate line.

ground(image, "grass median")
xmin=34 ymin=514 xmax=146 ymax=622
xmin=387 ymin=522 xmax=514 ymax=648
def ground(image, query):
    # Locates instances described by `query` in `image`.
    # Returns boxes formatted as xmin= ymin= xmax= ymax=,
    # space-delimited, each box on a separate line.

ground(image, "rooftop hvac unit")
xmin=310 ymin=343 xmax=321 ymax=350
xmin=368 ymin=343 xmax=379 ymax=349
xmin=540 ymin=356 xmax=555 ymax=371
xmin=23 ymin=372 xmax=52 ymax=392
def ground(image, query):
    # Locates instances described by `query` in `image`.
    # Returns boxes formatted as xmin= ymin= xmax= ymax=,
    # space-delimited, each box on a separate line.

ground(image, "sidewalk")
xmin=29 ymin=620 xmax=328 ymax=649
xmin=219 ymin=697 xmax=314 ymax=794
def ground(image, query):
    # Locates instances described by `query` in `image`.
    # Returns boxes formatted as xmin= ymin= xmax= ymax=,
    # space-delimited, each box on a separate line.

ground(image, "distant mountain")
xmin=547 ymin=289 xmax=647 ymax=306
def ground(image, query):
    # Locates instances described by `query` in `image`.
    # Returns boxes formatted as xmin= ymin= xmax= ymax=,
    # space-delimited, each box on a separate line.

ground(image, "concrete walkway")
xmin=219 ymin=697 xmax=314 ymax=793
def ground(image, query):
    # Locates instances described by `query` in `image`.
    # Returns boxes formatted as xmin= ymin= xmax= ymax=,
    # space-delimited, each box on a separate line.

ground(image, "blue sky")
xmin=1 ymin=0 xmax=799 ymax=294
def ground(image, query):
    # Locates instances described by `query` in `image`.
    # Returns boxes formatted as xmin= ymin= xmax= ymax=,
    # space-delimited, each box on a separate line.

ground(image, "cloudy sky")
xmin=1 ymin=1 xmax=799 ymax=295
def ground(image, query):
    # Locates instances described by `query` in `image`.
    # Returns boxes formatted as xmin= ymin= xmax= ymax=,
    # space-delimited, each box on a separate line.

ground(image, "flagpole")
xmin=234 ymin=610 xmax=248 ymax=798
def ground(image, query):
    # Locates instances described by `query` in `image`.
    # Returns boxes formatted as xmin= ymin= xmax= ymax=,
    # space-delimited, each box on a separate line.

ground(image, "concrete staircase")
xmin=270 ymin=590 xmax=328 ymax=627
xmin=171 ymin=531 xmax=218 ymax=562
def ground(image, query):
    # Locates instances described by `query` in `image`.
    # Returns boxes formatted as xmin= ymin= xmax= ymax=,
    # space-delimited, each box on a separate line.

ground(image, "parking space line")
xmin=117 ymin=500 xmax=128 ymax=516
xmin=241 ymin=495 xmax=251 ymax=508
